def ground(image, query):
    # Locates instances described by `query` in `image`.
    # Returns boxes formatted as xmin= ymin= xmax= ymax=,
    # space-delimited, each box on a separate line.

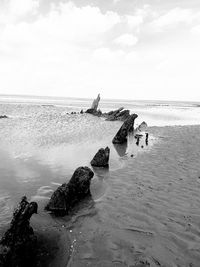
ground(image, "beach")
xmin=0 ymin=97 xmax=200 ymax=266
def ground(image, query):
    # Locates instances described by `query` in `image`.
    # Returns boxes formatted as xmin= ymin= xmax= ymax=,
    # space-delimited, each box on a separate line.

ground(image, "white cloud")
xmin=9 ymin=0 xmax=39 ymax=17
xmin=125 ymin=5 xmax=154 ymax=33
xmin=191 ymin=24 xmax=200 ymax=35
xmin=126 ymin=15 xmax=144 ymax=29
xmin=0 ymin=2 xmax=123 ymax=97
xmin=55 ymin=3 xmax=120 ymax=39
xmin=0 ymin=0 xmax=39 ymax=24
xmin=114 ymin=33 xmax=138 ymax=46
xmin=0 ymin=1 xmax=200 ymax=101
xmin=93 ymin=47 xmax=125 ymax=63
xmin=150 ymin=7 xmax=199 ymax=32
xmin=0 ymin=2 xmax=121 ymax=51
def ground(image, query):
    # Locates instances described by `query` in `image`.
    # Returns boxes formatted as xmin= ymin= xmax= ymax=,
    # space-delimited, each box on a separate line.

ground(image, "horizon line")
xmin=0 ymin=93 xmax=199 ymax=103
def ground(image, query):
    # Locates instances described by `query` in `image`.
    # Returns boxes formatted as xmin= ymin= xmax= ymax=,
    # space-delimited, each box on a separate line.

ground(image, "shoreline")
xmin=61 ymin=124 xmax=200 ymax=267
xmin=0 ymin=100 xmax=200 ymax=266
xmin=28 ymin=124 xmax=200 ymax=266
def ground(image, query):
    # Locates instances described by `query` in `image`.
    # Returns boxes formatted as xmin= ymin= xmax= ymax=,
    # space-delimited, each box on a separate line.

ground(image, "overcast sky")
xmin=0 ymin=0 xmax=200 ymax=101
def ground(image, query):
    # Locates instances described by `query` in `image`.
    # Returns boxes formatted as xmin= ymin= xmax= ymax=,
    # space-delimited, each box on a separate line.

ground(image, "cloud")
xmin=0 ymin=0 xmax=39 ymax=24
xmin=114 ymin=33 xmax=138 ymax=46
xmin=191 ymin=24 xmax=200 ymax=35
xmin=113 ymin=0 xmax=120 ymax=4
xmin=9 ymin=0 xmax=39 ymax=17
xmin=93 ymin=47 xmax=125 ymax=63
xmin=55 ymin=2 xmax=120 ymax=39
xmin=150 ymin=7 xmax=199 ymax=32
xmin=125 ymin=5 xmax=153 ymax=33
xmin=0 ymin=1 xmax=123 ymax=97
xmin=126 ymin=14 xmax=144 ymax=29
xmin=0 ymin=1 xmax=200 ymax=101
xmin=0 ymin=1 xmax=121 ymax=51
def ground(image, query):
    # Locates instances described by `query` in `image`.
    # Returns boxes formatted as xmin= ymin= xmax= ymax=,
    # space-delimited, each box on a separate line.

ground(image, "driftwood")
xmin=0 ymin=196 xmax=38 ymax=267
xmin=85 ymin=94 xmax=101 ymax=115
xmin=0 ymin=115 xmax=8 ymax=119
xmin=103 ymin=107 xmax=130 ymax=121
xmin=86 ymin=106 xmax=131 ymax=122
xmin=91 ymin=147 xmax=110 ymax=167
xmin=112 ymin=114 xmax=138 ymax=144
xmin=45 ymin=166 xmax=94 ymax=215
xmin=85 ymin=95 xmax=131 ymax=121
xmin=85 ymin=108 xmax=102 ymax=116
xmin=135 ymin=121 xmax=147 ymax=133
xmin=91 ymin=94 xmax=100 ymax=111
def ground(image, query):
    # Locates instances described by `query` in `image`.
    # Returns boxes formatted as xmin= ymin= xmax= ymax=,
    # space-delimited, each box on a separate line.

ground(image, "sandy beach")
xmin=54 ymin=124 xmax=200 ymax=267
xmin=0 ymin=0 xmax=200 ymax=264
xmin=0 ymin=99 xmax=200 ymax=266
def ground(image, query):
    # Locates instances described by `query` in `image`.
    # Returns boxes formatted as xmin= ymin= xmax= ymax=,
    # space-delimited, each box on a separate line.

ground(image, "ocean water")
xmin=0 ymin=95 xmax=200 ymax=266
xmin=1 ymin=95 xmax=200 ymax=127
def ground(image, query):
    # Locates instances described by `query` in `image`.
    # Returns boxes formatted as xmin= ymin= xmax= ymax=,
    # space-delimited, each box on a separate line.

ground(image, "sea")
xmin=0 ymin=95 xmax=200 ymax=267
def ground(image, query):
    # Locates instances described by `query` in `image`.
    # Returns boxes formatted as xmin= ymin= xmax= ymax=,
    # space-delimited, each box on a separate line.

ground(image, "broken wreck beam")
xmin=112 ymin=113 xmax=138 ymax=144
xmin=45 ymin=166 xmax=94 ymax=215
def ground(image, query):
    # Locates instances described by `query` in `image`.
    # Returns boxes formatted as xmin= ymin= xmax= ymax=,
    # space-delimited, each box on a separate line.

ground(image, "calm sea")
xmin=1 ymin=94 xmax=200 ymax=126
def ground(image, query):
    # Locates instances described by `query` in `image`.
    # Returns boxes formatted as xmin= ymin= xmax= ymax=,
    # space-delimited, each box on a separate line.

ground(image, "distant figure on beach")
xmin=91 ymin=93 xmax=100 ymax=111
xmin=136 ymin=136 xmax=140 ymax=146
xmin=145 ymin=133 xmax=149 ymax=145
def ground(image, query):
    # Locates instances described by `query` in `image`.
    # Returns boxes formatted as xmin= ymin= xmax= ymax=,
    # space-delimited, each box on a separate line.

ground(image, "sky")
xmin=0 ymin=0 xmax=200 ymax=101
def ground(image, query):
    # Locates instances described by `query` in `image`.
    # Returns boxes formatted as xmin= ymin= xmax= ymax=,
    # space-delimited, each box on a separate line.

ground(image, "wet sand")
xmin=57 ymin=124 xmax=200 ymax=267
xmin=1 ymin=100 xmax=200 ymax=266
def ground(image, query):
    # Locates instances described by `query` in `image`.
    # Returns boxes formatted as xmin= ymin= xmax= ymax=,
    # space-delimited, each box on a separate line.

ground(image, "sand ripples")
xmin=1 ymin=102 xmax=200 ymax=266
xmin=66 ymin=125 xmax=200 ymax=267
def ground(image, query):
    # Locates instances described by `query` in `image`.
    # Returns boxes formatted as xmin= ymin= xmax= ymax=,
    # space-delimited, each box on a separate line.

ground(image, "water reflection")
xmin=91 ymin=166 xmax=109 ymax=177
xmin=1 ymin=99 xmax=200 ymax=266
xmin=113 ymin=143 xmax=127 ymax=157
